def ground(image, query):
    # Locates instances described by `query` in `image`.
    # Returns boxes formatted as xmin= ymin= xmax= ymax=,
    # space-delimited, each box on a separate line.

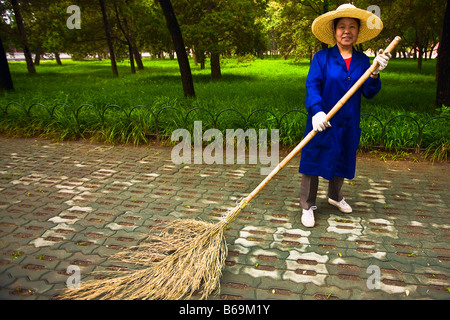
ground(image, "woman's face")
xmin=334 ymin=18 xmax=359 ymax=47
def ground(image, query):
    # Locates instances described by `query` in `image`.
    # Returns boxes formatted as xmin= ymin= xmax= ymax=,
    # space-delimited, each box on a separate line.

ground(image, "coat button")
xmin=347 ymin=76 xmax=351 ymax=80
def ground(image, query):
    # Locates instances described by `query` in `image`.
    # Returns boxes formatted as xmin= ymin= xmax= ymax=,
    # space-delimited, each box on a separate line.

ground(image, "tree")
xmin=113 ymin=1 xmax=136 ymax=73
xmin=14 ymin=0 xmax=69 ymax=66
xmin=375 ymin=0 xmax=445 ymax=70
xmin=112 ymin=0 xmax=152 ymax=72
xmin=268 ymin=0 xmax=335 ymax=60
xmin=99 ymin=0 xmax=118 ymax=76
xmin=60 ymin=0 xmax=115 ymax=61
xmin=175 ymin=0 xmax=267 ymax=79
xmin=28 ymin=0 xmax=76 ymax=66
xmin=0 ymin=34 xmax=14 ymax=91
xmin=297 ymin=0 xmax=330 ymax=49
xmin=401 ymin=0 xmax=443 ymax=70
xmin=436 ymin=0 xmax=450 ymax=106
xmin=158 ymin=0 xmax=195 ymax=97
xmin=10 ymin=0 xmax=35 ymax=74
xmin=131 ymin=1 xmax=172 ymax=59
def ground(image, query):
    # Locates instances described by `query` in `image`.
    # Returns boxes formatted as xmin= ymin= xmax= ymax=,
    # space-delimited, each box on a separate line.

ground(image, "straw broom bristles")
xmin=58 ymin=204 xmax=244 ymax=300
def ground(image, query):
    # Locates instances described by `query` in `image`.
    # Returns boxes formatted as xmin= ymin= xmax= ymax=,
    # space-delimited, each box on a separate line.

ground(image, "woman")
xmin=299 ymin=4 xmax=391 ymax=228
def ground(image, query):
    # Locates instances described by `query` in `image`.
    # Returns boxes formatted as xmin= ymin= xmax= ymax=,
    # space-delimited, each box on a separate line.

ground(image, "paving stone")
xmin=0 ymin=137 xmax=448 ymax=300
xmin=258 ymin=277 xmax=306 ymax=296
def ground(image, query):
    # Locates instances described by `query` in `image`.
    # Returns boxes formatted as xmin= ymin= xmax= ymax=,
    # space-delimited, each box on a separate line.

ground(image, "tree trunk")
xmin=55 ymin=52 xmax=62 ymax=65
xmin=192 ymin=46 xmax=198 ymax=65
xmin=258 ymin=50 xmax=264 ymax=59
xmin=11 ymin=0 xmax=35 ymax=74
xmin=99 ymin=0 xmax=118 ymax=76
xmin=128 ymin=44 xmax=135 ymax=74
xmin=436 ymin=0 xmax=450 ymax=107
xmin=158 ymin=0 xmax=195 ymax=97
xmin=417 ymin=44 xmax=423 ymax=71
xmin=423 ymin=36 xmax=429 ymax=61
xmin=197 ymin=50 xmax=206 ymax=69
xmin=113 ymin=1 xmax=140 ymax=73
xmin=34 ymin=44 xmax=41 ymax=65
xmin=210 ymin=52 xmax=221 ymax=79
xmin=428 ymin=43 xmax=435 ymax=59
xmin=133 ymin=46 xmax=144 ymax=70
xmin=0 ymin=34 xmax=14 ymax=91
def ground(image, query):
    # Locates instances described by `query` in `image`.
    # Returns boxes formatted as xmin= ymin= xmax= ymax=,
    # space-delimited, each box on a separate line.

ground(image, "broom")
xmin=58 ymin=36 xmax=401 ymax=300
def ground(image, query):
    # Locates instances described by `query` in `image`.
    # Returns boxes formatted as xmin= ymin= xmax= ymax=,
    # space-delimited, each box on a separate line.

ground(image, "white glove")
xmin=312 ymin=111 xmax=331 ymax=132
xmin=372 ymin=49 xmax=391 ymax=75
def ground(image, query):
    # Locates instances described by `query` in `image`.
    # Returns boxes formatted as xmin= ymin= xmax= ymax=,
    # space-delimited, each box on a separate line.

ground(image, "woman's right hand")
xmin=312 ymin=111 xmax=332 ymax=132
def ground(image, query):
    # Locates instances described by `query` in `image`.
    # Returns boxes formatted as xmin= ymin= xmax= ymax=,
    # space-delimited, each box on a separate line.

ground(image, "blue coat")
xmin=299 ymin=45 xmax=381 ymax=180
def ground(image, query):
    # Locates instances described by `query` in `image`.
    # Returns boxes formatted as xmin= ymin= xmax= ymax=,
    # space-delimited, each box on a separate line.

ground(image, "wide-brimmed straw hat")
xmin=312 ymin=3 xmax=383 ymax=45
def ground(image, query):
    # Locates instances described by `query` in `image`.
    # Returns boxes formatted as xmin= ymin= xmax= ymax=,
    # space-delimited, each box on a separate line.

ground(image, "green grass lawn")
xmin=1 ymin=55 xmax=438 ymax=113
xmin=0 ymin=55 xmax=447 ymax=160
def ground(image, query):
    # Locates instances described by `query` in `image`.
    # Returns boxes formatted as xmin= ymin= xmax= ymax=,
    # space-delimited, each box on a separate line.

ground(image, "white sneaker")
xmin=301 ymin=206 xmax=317 ymax=228
xmin=328 ymin=198 xmax=352 ymax=213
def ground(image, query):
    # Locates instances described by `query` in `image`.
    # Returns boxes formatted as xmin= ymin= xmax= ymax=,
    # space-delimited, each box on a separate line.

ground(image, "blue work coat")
xmin=299 ymin=45 xmax=381 ymax=180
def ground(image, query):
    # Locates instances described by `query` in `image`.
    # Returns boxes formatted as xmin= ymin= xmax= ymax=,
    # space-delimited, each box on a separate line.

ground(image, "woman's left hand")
xmin=372 ymin=49 xmax=391 ymax=75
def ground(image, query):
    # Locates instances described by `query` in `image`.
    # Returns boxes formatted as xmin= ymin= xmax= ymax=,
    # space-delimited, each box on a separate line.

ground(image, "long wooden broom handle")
xmin=239 ymin=36 xmax=402 ymax=209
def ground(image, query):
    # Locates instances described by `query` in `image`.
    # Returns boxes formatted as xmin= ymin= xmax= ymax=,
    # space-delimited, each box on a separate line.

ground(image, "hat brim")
xmin=312 ymin=7 xmax=383 ymax=45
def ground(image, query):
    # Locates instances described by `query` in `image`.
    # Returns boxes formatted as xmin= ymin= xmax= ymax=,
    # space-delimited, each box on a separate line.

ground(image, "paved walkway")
xmin=0 ymin=136 xmax=449 ymax=300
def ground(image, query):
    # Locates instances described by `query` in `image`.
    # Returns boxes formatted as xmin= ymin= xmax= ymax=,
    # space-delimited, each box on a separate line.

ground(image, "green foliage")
xmin=236 ymin=53 xmax=255 ymax=64
xmin=0 ymin=57 xmax=447 ymax=160
xmin=2 ymin=0 xmax=447 ymax=67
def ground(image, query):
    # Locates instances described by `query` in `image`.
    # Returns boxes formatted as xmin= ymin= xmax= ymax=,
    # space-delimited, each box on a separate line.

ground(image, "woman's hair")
xmin=333 ymin=17 xmax=361 ymax=32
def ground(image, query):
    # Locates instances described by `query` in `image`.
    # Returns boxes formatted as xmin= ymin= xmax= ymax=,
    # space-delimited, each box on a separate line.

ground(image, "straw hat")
xmin=311 ymin=3 xmax=383 ymax=45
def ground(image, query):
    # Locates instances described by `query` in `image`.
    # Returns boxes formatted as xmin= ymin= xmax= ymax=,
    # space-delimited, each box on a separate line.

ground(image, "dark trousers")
xmin=300 ymin=174 xmax=344 ymax=210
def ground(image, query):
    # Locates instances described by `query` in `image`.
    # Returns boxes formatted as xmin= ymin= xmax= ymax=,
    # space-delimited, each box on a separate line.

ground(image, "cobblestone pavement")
xmin=0 ymin=136 xmax=449 ymax=300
